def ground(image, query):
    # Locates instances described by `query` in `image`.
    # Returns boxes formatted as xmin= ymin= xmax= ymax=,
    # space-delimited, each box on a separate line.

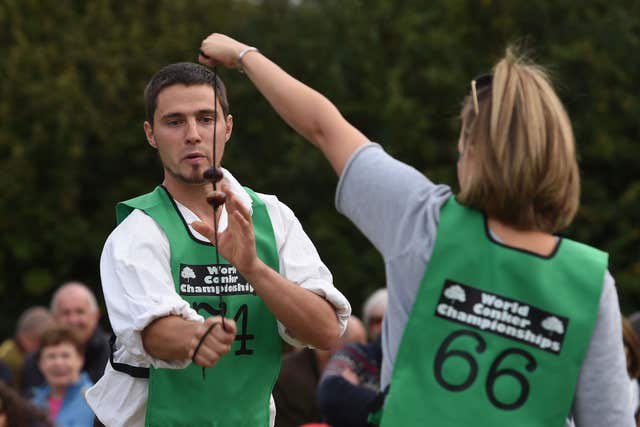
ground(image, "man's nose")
xmin=185 ymin=118 xmax=201 ymax=144
xmin=65 ymin=313 xmax=82 ymax=326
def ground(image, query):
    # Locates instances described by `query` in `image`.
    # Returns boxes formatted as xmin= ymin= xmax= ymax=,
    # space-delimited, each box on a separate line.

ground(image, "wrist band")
xmin=237 ymin=46 xmax=259 ymax=73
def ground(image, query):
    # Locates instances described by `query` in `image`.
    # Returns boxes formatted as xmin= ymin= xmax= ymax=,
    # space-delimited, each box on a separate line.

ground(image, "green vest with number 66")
xmin=116 ymin=185 xmax=281 ymax=427
xmin=380 ymin=197 xmax=606 ymax=427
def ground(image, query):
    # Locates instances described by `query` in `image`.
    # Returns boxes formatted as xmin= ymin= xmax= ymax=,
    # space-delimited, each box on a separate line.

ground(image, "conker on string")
xmin=206 ymin=191 xmax=227 ymax=209
xmin=203 ymin=166 xmax=223 ymax=183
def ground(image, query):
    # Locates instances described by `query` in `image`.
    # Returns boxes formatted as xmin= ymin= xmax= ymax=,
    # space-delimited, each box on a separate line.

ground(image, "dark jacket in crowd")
xmin=317 ymin=337 xmax=383 ymax=427
xmin=0 ymin=358 xmax=12 ymax=385
xmin=273 ymin=348 xmax=323 ymax=427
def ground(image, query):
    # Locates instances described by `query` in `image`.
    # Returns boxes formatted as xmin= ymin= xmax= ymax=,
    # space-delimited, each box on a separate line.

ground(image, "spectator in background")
xmin=623 ymin=317 xmax=640 ymax=422
xmin=0 ymin=380 xmax=53 ymax=427
xmin=21 ymin=282 xmax=110 ymax=396
xmin=0 ymin=307 xmax=53 ymax=390
xmin=274 ymin=316 xmax=366 ymax=427
xmin=318 ymin=288 xmax=388 ymax=427
xmin=30 ymin=327 xmax=94 ymax=427
xmin=362 ymin=288 xmax=388 ymax=341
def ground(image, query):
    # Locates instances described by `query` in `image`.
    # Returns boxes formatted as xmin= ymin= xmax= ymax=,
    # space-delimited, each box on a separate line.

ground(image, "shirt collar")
xmin=220 ymin=167 xmax=253 ymax=215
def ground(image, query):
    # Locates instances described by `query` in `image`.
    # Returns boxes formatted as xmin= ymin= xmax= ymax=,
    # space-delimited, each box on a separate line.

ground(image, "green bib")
xmin=381 ymin=197 xmax=606 ymax=427
xmin=116 ymin=186 xmax=281 ymax=427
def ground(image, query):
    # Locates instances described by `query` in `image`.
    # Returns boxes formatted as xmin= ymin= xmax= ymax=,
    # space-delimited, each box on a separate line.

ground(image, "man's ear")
xmin=144 ymin=121 xmax=157 ymax=148
xmin=225 ymin=114 xmax=233 ymax=142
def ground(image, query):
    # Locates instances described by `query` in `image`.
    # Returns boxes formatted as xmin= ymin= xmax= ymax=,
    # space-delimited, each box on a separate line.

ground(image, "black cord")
xmin=198 ymin=66 xmax=227 ymax=381
xmin=212 ymin=66 xmax=227 ymax=331
xmin=192 ymin=321 xmax=219 ymax=379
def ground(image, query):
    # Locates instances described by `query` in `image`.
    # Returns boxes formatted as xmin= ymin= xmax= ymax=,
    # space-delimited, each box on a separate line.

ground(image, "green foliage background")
xmin=0 ymin=0 xmax=638 ymax=336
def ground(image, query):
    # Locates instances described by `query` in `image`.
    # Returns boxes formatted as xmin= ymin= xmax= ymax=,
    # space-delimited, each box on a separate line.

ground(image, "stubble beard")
xmin=158 ymin=150 xmax=211 ymax=186
xmin=165 ymin=164 xmax=208 ymax=186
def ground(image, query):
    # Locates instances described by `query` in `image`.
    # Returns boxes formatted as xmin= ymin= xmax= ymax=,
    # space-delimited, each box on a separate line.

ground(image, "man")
xmin=20 ymin=282 xmax=110 ymax=396
xmin=273 ymin=315 xmax=366 ymax=427
xmin=0 ymin=306 xmax=53 ymax=389
xmin=85 ymin=62 xmax=350 ymax=427
xmin=362 ymin=288 xmax=387 ymax=341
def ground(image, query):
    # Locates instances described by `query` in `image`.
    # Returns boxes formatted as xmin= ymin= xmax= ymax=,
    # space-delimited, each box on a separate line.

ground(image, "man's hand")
xmin=198 ymin=33 xmax=250 ymax=70
xmin=192 ymin=183 xmax=263 ymax=276
xmin=189 ymin=316 xmax=237 ymax=368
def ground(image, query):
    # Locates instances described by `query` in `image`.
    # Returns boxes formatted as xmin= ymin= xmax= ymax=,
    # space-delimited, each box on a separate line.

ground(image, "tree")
xmin=0 ymin=0 xmax=638 ymax=336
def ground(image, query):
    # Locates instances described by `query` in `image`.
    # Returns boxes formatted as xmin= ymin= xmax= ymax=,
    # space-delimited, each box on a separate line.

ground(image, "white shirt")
xmin=86 ymin=169 xmax=351 ymax=427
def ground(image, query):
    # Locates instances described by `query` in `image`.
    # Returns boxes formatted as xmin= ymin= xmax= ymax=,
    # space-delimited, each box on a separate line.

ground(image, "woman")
xmin=195 ymin=34 xmax=632 ymax=426
xmin=31 ymin=327 xmax=94 ymax=427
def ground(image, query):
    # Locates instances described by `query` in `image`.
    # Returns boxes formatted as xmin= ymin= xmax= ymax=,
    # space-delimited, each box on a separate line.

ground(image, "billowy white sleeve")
xmin=100 ymin=209 xmax=204 ymax=368
xmin=259 ymin=193 xmax=351 ymax=347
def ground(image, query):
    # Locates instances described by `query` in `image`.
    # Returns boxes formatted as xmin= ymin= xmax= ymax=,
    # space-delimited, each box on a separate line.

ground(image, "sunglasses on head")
xmin=470 ymin=74 xmax=493 ymax=115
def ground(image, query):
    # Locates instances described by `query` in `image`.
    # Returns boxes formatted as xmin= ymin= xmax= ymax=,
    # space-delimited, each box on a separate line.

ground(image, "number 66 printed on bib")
xmin=434 ymin=329 xmax=538 ymax=411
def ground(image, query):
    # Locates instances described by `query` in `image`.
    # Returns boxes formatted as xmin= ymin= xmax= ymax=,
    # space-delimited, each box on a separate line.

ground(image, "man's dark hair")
xmin=144 ymin=62 xmax=229 ymax=124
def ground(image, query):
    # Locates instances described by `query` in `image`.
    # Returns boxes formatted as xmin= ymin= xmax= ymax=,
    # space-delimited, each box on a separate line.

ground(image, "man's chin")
xmin=173 ymin=170 xmax=209 ymax=185
xmin=183 ymin=177 xmax=208 ymax=185
xmin=68 ymin=327 xmax=91 ymax=344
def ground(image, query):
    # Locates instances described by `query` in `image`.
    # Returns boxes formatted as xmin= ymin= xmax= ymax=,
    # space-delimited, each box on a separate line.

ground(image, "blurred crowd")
xmin=1 ymin=282 xmax=639 ymax=427
xmin=0 ymin=281 xmax=388 ymax=427
xmin=0 ymin=282 xmax=108 ymax=427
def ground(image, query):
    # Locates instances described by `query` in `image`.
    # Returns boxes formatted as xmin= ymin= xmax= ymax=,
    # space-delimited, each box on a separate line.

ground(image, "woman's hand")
xmin=199 ymin=33 xmax=250 ymax=70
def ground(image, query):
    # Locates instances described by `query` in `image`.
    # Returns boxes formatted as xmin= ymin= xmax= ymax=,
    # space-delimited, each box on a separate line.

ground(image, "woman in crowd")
xmin=194 ymin=33 xmax=633 ymax=427
xmin=30 ymin=327 xmax=94 ymax=427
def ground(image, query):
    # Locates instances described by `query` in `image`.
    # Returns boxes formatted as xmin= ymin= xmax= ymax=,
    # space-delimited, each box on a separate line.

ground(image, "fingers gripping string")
xmin=191 ymin=321 xmax=218 ymax=379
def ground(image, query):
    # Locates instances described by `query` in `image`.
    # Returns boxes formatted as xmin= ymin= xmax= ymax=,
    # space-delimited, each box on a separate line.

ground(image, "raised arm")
xmin=199 ymin=33 xmax=368 ymax=175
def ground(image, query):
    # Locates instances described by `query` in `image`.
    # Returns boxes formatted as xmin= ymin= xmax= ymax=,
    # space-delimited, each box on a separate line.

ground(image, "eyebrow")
xmin=160 ymin=109 xmax=218 ymax=121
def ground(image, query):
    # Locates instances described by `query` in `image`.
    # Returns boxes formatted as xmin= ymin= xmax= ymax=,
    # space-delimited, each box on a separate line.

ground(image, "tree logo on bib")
xmin=541 ymin=316 xmax=564 ymax=336
xmin=181 ymin=266 xmax=196 ymax=283
xmin=444 ymin=284 xmax=466 ymax=303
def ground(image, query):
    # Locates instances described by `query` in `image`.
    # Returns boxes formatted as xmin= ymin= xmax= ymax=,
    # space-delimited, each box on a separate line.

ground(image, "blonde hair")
xmin=458 ymin=47 xmax=580 ymax=233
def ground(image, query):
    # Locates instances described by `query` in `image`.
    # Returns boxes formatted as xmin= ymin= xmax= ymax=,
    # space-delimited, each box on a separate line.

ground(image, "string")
xmin=197 ymin=66 xmax=227 ymax=380
xmin=212 ymin=66 xmax=227 ymax=330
